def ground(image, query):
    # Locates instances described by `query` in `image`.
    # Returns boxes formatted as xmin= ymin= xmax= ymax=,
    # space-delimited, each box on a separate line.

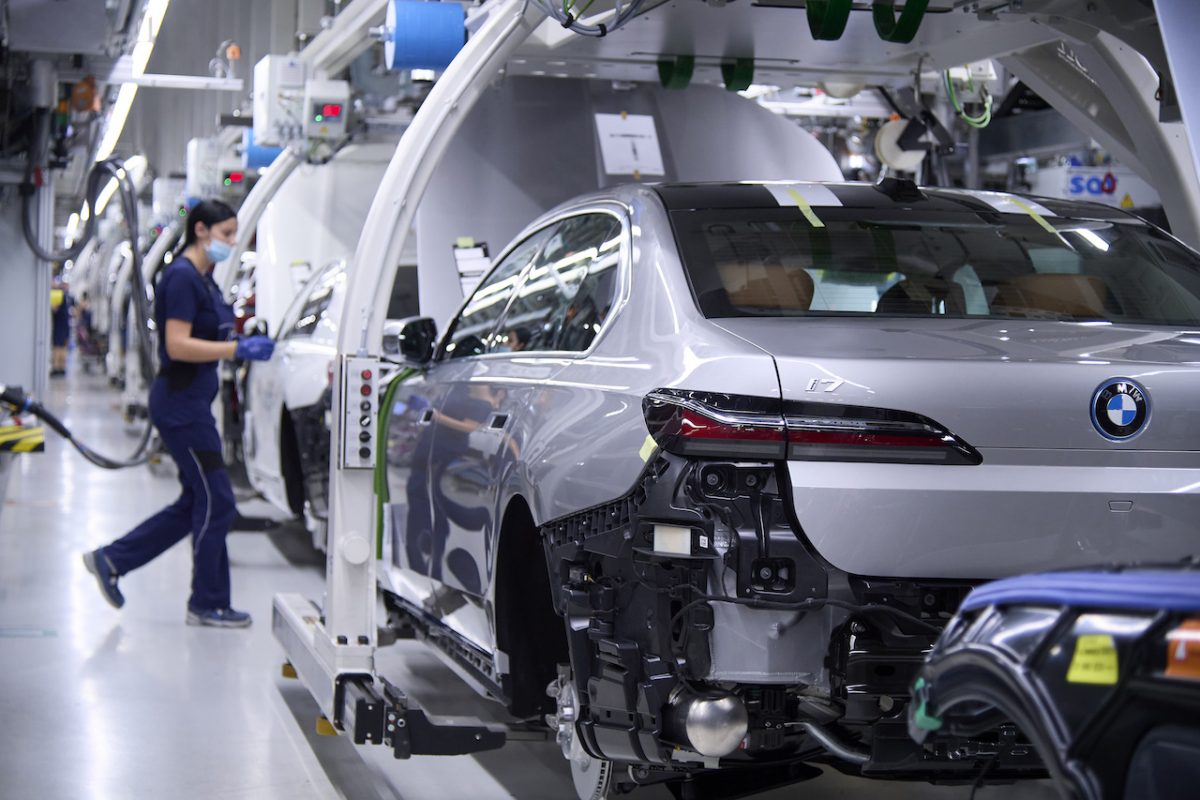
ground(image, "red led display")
xmin=321 ymin=104 xmax=343 ymax=119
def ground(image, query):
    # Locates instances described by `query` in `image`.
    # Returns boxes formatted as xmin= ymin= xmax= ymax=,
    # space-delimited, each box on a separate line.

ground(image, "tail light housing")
xmin=643 ymin=389 xmax=981 ymax=465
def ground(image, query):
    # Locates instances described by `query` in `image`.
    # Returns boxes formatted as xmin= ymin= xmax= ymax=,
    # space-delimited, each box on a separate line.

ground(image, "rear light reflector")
xmin=785 ymin=401 xmax=981 ymax=465
xmin=643 ymin=390 xmax=981 ymax=465
xmin=643 ymin=390 xmax=786 ymax=459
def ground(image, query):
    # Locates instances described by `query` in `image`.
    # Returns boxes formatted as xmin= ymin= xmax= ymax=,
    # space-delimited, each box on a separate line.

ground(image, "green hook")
xmin=873 ymin=0 xmax=930 ymax=44
xmin=658 ymin=55 xmax=695 ymax=90
xmin=721 ymin=58 xmax=755 ymax=92
xmin=806 ymin=0 xmax=854 ymax=41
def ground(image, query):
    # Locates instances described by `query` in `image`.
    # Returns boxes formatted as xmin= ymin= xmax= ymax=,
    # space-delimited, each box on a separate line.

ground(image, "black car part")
xmin=538 ymin=436 xmax=1040 ymax=788
xmin=912 ymin=564 xmax=1200 ymax=800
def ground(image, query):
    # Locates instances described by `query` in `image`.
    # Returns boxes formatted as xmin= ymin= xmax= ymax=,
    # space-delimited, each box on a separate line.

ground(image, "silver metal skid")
xmin=273 ymin=593 xmax=520 ymax=758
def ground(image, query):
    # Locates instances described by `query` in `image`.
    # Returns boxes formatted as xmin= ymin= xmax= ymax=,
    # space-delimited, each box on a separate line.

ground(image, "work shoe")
xmin=186 ymin=606 xmax=252 ymax=628
xmin=82 ymin=548 xmax=125 ymax=609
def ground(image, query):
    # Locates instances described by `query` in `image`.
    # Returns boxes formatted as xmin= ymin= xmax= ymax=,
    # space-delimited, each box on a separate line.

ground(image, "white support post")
xmin=1152 ymin=0 xmax=1200 ymax=202
xmin=274 ymin=0 xmax=543 ymax=720
xmin=1002 ymin=29 xmax=1200 ymax=247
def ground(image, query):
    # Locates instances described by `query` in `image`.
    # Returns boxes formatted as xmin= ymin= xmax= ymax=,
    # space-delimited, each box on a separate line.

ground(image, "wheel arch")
xmin=493 ymin=493 xmax=569 ymax=719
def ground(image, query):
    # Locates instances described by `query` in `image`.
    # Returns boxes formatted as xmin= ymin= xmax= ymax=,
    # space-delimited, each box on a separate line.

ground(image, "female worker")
xmin=82 ymin=200 xmax=274 ymax=628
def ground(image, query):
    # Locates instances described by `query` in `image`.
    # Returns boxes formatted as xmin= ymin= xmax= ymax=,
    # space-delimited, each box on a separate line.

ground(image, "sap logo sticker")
xmin=1068 ymin=172 xmax=1118 ymax=197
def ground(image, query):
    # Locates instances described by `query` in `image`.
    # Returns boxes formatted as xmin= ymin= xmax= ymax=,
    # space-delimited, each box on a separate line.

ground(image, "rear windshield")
xmin=670 ymin=207 xmax=1200 ymax=325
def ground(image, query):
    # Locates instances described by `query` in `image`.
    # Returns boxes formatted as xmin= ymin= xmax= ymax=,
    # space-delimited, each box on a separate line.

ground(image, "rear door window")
xmin=439 ymin=228 xmax=552 ymax=359
xmin=489 ymin=213 xmax=623 ymax=354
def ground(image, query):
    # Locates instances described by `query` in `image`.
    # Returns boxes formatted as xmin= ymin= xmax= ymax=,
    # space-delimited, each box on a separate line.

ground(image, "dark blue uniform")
xmin=102 ymin=258 xmax=239 ymax=611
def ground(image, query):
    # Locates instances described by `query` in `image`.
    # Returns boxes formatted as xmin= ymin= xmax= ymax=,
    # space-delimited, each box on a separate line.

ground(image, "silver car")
xmin=379 ymin=179 xmax=1200 ymax=796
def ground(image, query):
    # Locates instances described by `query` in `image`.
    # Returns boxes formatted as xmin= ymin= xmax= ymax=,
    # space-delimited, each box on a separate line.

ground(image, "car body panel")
xmin=244 ymin=262 xmax=343 ymax=517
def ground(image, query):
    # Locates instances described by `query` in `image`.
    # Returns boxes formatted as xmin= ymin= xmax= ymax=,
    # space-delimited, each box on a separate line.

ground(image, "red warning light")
xmin=321 ymin=104 xmax=343 ymax=119
xmin=226 ymin=171 xmax=245 ymax=184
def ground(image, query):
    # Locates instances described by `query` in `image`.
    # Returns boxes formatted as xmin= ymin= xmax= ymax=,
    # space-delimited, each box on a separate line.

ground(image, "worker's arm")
xmin=164 ymin=318 xmax=237 ymax=363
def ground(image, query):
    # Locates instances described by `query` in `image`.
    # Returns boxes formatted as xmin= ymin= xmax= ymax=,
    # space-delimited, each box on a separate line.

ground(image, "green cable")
xmin=944 ymin=69 xmax=991 ymax=129
xmin=374 ymin=367 xmax=417 ymax=559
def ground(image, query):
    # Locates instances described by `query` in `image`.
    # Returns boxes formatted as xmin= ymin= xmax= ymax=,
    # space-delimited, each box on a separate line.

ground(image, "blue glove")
xmin=235 ymin=335 xmax=275 ymax=361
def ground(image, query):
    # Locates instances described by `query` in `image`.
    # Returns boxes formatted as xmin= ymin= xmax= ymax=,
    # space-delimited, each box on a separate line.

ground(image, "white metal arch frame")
xmin=275 ymin=0 xmax=542 ymax=712
xmin=214 ymin=0 xmax=388 ymax=299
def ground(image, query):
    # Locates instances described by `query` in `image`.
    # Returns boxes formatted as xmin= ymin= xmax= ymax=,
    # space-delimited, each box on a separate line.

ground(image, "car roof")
xmin=543 ymin=180 xmax=1137 ymax=222
xmin=650 ymin=180 xmax=1136 ymax=220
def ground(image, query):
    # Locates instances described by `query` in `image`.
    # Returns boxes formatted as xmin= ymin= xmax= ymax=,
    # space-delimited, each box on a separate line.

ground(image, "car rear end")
xmin=597 ymin=181 xmax=1200 ymax=780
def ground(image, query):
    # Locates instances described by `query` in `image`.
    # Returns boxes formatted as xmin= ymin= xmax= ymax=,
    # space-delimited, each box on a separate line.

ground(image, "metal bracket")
xmin=336 ymin=675 xmax=509 ymax=759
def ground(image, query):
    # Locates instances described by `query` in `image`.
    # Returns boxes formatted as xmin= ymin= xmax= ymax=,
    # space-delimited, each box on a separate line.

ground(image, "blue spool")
xmin=386 ymin=0 xmax=466 ymax=71
xmin=243 ymin=129 xmax=283 ymax=170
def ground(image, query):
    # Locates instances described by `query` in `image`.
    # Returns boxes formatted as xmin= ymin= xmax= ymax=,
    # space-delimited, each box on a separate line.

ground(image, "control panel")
xmin=303 ymin=79 xmax=351 ymax=140
xmin=340 ymin=357 xmax=379 ymax=470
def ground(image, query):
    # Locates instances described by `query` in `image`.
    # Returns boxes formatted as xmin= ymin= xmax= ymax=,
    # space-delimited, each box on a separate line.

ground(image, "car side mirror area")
xmin=382 ymin=317 xmax=438 ymax=366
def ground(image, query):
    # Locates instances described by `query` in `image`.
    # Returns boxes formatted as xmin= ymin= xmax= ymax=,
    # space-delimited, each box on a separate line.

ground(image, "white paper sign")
xmin=594 ymin=113 xmax=665 ymax=176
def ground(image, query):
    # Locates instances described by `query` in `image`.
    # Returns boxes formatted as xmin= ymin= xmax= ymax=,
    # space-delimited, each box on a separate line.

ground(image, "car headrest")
xmin=718 ymin=262 xmax=815 ymax=311
xmin=992 ymin=274 xmax=1109 ymax=318
xmin=876 ymin=279 xmax=967 ymax=315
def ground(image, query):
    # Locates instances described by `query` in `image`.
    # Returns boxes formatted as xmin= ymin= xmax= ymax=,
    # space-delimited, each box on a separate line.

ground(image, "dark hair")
xmin=177 ymin=199 xmax=237 ymax=254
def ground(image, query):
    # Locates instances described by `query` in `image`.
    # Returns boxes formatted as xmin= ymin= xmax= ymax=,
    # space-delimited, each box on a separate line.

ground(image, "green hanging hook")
xmin=721 ymin=58 xmax=755 ymax=92
xmin=872 ymin=0 xmax=930 ymax=44
xmin=806 ymin=0 xmax=854 ymax=41
xmin=657 ymin=55 xmax=695 ymax=90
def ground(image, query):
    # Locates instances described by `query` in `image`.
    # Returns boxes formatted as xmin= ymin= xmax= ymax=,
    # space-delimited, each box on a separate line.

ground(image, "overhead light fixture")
xmin=95 ymin=0 xmax=172 ymax=162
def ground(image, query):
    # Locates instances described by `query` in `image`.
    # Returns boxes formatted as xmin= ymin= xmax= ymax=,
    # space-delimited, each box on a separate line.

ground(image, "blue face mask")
xmin=205 ymin=238 xmax=233 ymax=263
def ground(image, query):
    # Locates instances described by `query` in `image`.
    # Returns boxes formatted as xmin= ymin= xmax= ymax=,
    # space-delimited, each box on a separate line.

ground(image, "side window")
xmin=288 ymin=266 xmax=341 ymax=338
xmin=490 ymin=213 xmax=622 ymax=354
xmin=440 ymin=228 xmax=551 ymax=360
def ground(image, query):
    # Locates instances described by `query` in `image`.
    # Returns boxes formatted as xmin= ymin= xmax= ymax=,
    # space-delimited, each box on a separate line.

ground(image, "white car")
xmin=243 ymin=259 xmax=418 ymax=547
xmin=242 ymin=260 xmax=345 ymax=548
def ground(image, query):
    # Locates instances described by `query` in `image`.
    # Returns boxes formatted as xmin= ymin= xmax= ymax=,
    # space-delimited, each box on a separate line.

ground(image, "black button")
xmin=359 ymin=431 xmax=371 ymax=442
xmin=358 ymin=447 xmax=371 ymax=459
xmin=360 ymin=400 xmax=371 ymax=412
xmin=359 ymin=415 xmax=371 ymax=427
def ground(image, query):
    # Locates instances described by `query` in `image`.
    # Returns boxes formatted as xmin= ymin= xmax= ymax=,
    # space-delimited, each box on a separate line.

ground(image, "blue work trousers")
xmin=103 ymin=420 xmax=236 ymax=610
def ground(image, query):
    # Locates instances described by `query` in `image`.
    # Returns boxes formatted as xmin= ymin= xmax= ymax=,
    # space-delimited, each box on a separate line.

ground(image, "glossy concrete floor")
xmin=0 ymin=363 xmax=1057 ymax=800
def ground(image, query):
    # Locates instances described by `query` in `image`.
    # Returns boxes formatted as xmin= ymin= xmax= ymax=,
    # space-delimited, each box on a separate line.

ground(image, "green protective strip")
xmin=374 ymin=367 xmax=417 ymax=559
xmin=806 ymin=0 xmax=854 ymax=41
xmin=911 ymin=677 xmax=944 ymax=731
xmin=872 ymin=0 xmax=930 ymax=44
xmin=721 ymin=58 xmax=755 ymax=92
xmin=1008 ymin=197 xmax=1060 ymax=236
xmin=657 ymin=56 xmax=695 ymax=90
xmin=786 ymin=188 xmax=826 ymax=229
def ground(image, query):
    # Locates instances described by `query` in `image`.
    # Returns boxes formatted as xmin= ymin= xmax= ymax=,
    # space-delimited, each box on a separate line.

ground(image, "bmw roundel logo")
xmin=1091 ymin=378 xmax=1150 ymax=441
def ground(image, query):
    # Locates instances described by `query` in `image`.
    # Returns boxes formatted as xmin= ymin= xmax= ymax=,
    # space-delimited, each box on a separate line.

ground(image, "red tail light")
xmin=643 ymin=390 xmax=980 ymax=465
xmin=643 ymin=390 xmax=786 ymax=459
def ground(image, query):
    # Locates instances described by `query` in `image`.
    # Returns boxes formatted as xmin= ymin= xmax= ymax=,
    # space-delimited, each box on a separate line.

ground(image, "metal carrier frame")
xmin=266 ymin=0 xmax=1200 ymax=770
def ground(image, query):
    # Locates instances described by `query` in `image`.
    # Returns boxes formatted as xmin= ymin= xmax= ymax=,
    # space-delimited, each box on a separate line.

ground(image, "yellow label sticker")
xmin=638 ymin=434 xmax=658 ymax=462
xmin=786 ymin=189 xmax=826 ymax=229
xmin=1066 ymin=634 xmax=1119 ymax=685
xmin=455 ymin=236 xmax=476 ymax=248
xmin=1120 ymin=193 xmax=1135 ymax=209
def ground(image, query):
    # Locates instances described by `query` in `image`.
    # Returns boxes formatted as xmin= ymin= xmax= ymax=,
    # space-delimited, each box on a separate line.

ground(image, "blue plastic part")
xmin=243 ymin=129 xmax=283 ymax=170
xmin=961 ymin=570 xmax=1200 ymax=614
xmin=387 ymin=0 xmax=466 ymax=71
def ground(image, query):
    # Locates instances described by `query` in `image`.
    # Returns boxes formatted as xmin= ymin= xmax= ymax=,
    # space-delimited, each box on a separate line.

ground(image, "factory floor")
xmin=0 ymin=362 xmax=1058 ymax=799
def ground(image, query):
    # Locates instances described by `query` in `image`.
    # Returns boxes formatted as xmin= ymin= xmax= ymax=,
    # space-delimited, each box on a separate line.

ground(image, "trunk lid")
xmin=713 ymin=317 xmax=1200 ymax=451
